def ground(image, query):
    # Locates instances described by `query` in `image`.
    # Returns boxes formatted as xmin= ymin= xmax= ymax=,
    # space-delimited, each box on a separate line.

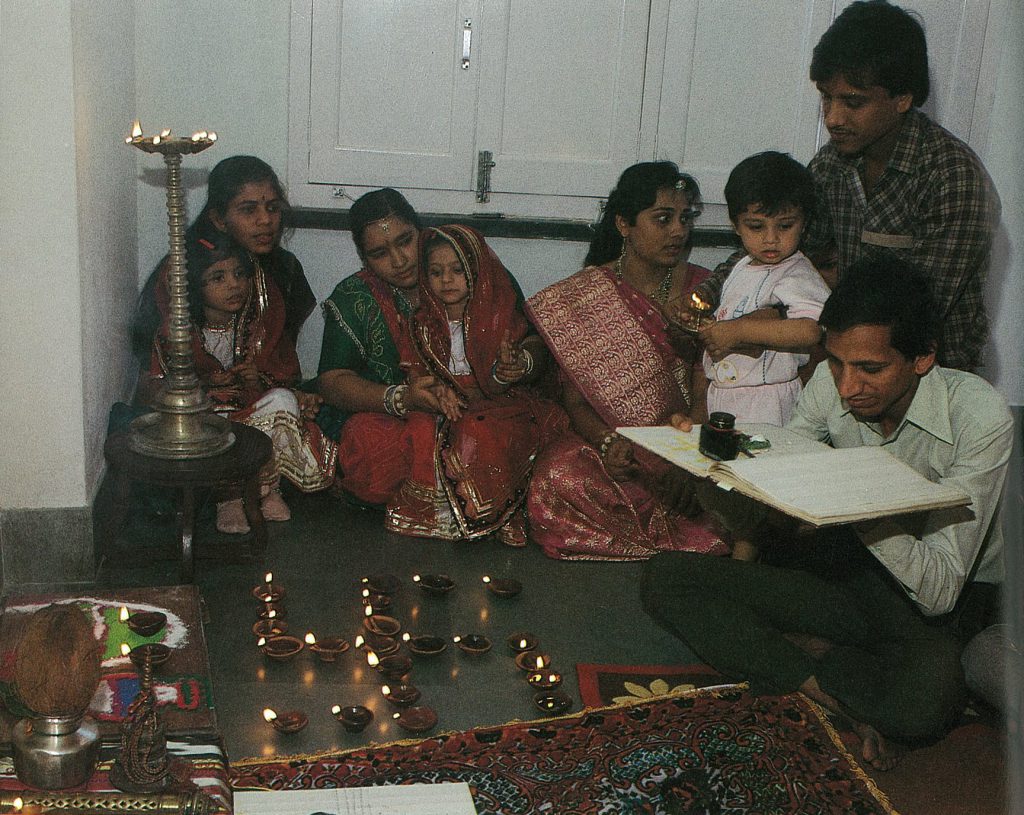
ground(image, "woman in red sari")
xmin=337 ymin=224 xmax=566 ymax=545
xmin=147 ymin=234 xmax=336 ymax=533
xmin=526 ymin=162 xmax=728 ymax=560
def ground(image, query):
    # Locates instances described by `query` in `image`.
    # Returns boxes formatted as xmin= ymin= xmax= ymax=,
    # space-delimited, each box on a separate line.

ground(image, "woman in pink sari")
xmin=526 ymin=162 xmax=728 ymax=560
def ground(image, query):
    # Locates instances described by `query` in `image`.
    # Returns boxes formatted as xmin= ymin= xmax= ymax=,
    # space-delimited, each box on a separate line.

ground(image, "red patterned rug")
xmin=230 ymin=686 xmax=895 ymax=814
xmin=576 ymin=662 xmax=736 ymax=708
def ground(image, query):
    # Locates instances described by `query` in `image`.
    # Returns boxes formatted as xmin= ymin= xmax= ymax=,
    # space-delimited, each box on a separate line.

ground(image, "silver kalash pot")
xmin=12 ymin=712 xmax=100 ymax=789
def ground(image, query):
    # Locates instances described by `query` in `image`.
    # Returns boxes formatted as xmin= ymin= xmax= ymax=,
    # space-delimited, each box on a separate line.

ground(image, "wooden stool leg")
xmin=100 ymin=466 xmax=134 ymax=548
xmin=179 ymin=487 xmax=197 ymax=583
xmin=242 ymin=477 xmax=268 ymax=566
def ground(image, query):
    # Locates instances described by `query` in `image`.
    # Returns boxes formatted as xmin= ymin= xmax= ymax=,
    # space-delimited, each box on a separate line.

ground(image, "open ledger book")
xmin=617 ymin=423 xmax=970 ymax=527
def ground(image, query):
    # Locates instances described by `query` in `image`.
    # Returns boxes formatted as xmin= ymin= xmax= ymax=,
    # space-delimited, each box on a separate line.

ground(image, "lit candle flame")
xmin=364 ymin=605 xmax=373 ymax=617
xmin=305 ymin=632 xmax=316 ymax=646
xmin=331 ymin=704 xmax=341 ymax=715
xmin=267 ymin=609 xmax=277 ymax=619
xmin=265 ymin=572 xmax=273 ymax=584
xmin=119 ymin=606 xmax=130 ymax=623
xmin=366 ymin=651 xmax=379 ymax=667
xmin=453 ymin=635 xmax=462 ymax=643
xmin=152 ymin=134 xmax=161 ymax=145
xmin=381 ymin=685 xmax=391 ymax=696
xmin=257 ymin=637 xmax=266 ymax=647
xmin=402 ymin=632 xmax=411 ymax=642
xmin=361 ymin=577 xmax=369 ymax=584
xmin=262 ymin=708 xmax=277 ymax=723
xmin=691 ymin=291 xmax=710 ymax=312
xmin=354 ymin=634 xmax=365 ymax=648
xmin=131 ymin=120 xmax=142 ymax=138
xmin=191 ymin=132 xmax=202 ymax=141
xmin=13 ymin=797 xmax=23 ymax=812
xmin=209 ymin=131 xmax=217 ymax=141
xmin=393 ymin=712 xmax=401 ymax=720
xmin=361 ymin=588 xmax=370 ymax=598
xmin=120 ymin=642 xmax=131 ymax=657
xmin=535 ymin=655 xmax=545 ymax=669
xmin=413 ymin=574 xmax=421 ymax=582
xmin=159 ymin=128 xmax=171 ymax=138
xmin=519 ymin=638 xmax=528 ymax=649
xmin=482 ymin=575 xmax=492 ymax=584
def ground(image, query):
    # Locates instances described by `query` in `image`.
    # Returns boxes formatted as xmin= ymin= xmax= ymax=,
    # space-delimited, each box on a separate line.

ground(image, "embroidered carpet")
xmin=230 ymin=686 xmax=896 ymax=814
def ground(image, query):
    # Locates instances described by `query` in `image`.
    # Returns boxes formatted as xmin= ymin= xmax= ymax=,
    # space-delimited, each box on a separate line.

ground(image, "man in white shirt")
xmin=644 ymin=255 xmax=1012 ymax=769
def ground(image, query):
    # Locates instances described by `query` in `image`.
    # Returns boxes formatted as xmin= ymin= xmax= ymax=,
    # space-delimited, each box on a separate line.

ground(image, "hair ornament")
xmin=198 ymin=238 xmax=216 ymax=250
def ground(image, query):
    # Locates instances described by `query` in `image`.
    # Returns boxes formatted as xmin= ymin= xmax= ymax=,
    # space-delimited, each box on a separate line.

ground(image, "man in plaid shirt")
xmin=696 ymin=1 xmax=1000 ymax=372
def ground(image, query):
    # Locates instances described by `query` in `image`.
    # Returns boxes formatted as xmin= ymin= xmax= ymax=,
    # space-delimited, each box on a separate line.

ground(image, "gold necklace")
xmin=651 ymin=269 xmax=674 ymax=305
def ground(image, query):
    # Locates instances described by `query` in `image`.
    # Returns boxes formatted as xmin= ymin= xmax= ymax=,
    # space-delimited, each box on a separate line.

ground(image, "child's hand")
xmin=699 ymin=320 xmax=747 ymax=361
xmin=297 ymin=391 xmax=323 ymax=420
xmin=208 ymin=369 xmax=234 ymax=387
xmin=493 ymin=330 xmax=529 ymax=385
xmin=232 ymin=357 xmax=261 ymax=387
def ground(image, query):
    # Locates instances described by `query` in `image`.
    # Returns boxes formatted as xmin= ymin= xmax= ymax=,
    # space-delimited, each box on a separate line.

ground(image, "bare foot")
xmin=852 ymin=720 xmax=906 ymax=771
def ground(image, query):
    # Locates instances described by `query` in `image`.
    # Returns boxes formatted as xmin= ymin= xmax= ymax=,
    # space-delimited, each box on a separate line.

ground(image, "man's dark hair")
xmin=819 ymin=254 xmax=939 ymax=359
xmin=810 ymin=1 xmax=929 ymax=107
xmin=724 ymin=151 xmax=817 ymax=222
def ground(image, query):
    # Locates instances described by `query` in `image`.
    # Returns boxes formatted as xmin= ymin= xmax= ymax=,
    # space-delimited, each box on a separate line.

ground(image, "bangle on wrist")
xmin=384 ymin=384 xmax=409 ymax=418
xmin=599 ymin=431 xmax=620 ymax=461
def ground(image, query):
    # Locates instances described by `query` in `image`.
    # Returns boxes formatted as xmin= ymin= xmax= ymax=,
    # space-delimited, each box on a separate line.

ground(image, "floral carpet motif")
xmin=576 ymin=662 xmax=737 ymax=708
xmin=230 ymin=686 xmax=896 ymax=815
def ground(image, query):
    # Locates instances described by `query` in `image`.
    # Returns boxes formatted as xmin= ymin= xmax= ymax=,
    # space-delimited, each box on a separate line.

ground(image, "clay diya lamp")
xmin=376 ymin=654 xmax=413 ymax=681
xmin=304 ymin=633 xmax=349 ymax=662
xmin=453 ymin=634 xmax=492 ymax=656
xmin=482 ymin=575 xmax=522 ymax=598
xmin=533 ymin=691 xmax=573 ymax=715
xmin=127 ymin=642 xmax=171 ymax=669
xmin=258 ymin=635 xmax=304 ymax=662
xmin=360 ymin=589 xmax=392 ymax=612
xmin=413 ymin=573 xmax=455 ymax=595
xmin=506 ymin=632 xmax=538 ymax=653
xmin=355 ymin=632 xmax=400 ymax=657
xmin=361 ymin=573 xmax=402 ymax=596
xmin=252 ymin=613 xmax=288 ymax=638
xmin=363 ymin=608 xmax=401 ymax=637
xmin=263 ymin=708 xmax=307 ymax=734
xmin=251 ymin=572 xmax=285 ymax=603
xmin=403 ymin=633 xmax=447 ymax=657
xmin=381 ymin=682 xmax=421 ymax=708
xmin=515 ymin=651 xmax=552 ymax=672
xmin=392 ymin=705 xmax=438 ymax=734
xmin=256 ymin=601 xmax=287 ymax=620
xmin=527 ymin=670 xmax=563 ymax=690
xmin=125 ymin=610 xmax=167 ymax=637
xmin=332 ymin=704 xmax=373 ymax=733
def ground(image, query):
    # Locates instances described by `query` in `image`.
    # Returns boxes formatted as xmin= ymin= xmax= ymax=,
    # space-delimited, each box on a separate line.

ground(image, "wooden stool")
xmin=103 ymin=422 xmax=273 ymax=582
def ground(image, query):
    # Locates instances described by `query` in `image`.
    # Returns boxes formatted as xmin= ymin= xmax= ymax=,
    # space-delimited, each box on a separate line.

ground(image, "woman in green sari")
xmin=316 ymin=190 xmax=456 ymax=483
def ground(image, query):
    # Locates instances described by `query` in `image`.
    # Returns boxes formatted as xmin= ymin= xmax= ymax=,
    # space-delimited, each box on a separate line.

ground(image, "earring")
xmin=615 ymin=237 xmax=627 ymax=282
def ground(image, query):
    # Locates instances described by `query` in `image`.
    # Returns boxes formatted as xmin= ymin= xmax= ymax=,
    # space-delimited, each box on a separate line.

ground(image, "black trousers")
xmin=641 ymin=531 xmax=997 ymax=742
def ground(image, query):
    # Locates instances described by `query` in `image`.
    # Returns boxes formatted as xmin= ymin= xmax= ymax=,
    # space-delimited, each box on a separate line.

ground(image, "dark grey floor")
xmin=90 ymin=487 xmax=700 ymax=762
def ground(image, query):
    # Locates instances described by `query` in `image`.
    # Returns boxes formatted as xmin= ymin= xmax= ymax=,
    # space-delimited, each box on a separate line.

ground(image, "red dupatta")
xmin=150 ymin=262 xmax=299 ymax=411
xmin=409 ymin=224 xmax=528 ymax=397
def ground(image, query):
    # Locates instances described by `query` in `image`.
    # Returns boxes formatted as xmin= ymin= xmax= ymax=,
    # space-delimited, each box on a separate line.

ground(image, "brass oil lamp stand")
xmin=125 ymin=122 xmax=234 ymax=459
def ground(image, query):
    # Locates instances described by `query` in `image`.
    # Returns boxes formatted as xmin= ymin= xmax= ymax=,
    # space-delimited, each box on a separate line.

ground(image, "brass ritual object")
xmin=0 ymin=790 xmax=218 ymax=813
xmin=110 ymin=643 xmax=171 ymax=793
xmin=125 ymin=122 xmax=234 ymax=459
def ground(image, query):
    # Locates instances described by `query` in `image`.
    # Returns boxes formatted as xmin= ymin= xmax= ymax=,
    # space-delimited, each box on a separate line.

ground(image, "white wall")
xmin=0 ymin=0 xmax=88 ymax=508
xmin=72 ymin=0 xmax=139 ymax=500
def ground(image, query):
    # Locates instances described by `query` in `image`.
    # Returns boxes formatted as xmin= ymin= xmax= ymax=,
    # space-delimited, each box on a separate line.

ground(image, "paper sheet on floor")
xmin=233 ymin=782 xmax=477 ymax=814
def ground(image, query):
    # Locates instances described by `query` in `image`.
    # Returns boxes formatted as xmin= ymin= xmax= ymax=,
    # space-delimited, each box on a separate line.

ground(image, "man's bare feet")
xmin=851 ymin=720 xmax=907 ymax=771
xmin=799 ymin=675 xmax=907 ymax=771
